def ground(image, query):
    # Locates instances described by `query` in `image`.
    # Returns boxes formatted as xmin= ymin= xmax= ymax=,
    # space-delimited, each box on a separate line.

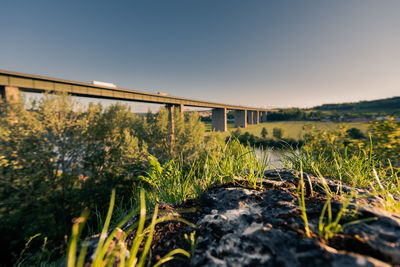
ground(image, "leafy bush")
xmin=0 ymin=94 xmax=205 ymax=265
xmin=231 ymin=130 xmax=302 ymax=149
xmin=346 ymin=127 xmax=366 ymax=139
xmin=261 ymin=127 xmax=268 ymax=138
xmin=369 ymin=118 xmax=400 ymax=167
xmin=272 ymin=127 xmax=285 ymax=139
xmin=284 ymin=121 xmax=400 ymax=190
xmin=66 ymin=189 xmax=193 ymax=267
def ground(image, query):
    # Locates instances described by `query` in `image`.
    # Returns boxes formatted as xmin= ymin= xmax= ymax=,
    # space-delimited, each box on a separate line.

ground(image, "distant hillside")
xmin=313 ymin=96 xmax=400 ymax=113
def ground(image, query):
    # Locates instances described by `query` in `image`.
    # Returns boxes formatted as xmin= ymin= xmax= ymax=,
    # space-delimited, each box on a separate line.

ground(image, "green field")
xmin=205 ymin=121 xmax=368 ymax=140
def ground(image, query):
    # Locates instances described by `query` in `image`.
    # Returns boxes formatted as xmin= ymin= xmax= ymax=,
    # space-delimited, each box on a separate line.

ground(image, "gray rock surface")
xmin=81 ymin=169 xmax=400 ymax=267
xmin=190 ymin=169 xmax=400 ymax=266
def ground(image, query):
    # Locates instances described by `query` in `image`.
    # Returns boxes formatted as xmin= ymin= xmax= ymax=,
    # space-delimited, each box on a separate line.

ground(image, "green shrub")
xmin=369 ymin=118 xmax=400 ymax=167
xmin=346 ymin=127 xmax=366 ymax=139
xmin=284 ymin=121 xmax=400 ymax=190
xmin=273 ymin=127 xmax=285 ymax=139
xmin=0 ymin=94 xmax=206 ymax=265
xmin=261 ymin=127 xmax=268 ymax=138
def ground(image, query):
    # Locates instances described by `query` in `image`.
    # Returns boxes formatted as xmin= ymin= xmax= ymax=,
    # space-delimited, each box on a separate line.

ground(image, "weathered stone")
xmin=190 ymin=169 xmax=400 ymax=266
xmin=82 ymin=169 xmax=400 ymax=266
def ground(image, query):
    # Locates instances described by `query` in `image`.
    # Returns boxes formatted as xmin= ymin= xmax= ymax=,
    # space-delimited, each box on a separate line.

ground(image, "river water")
xmin=254 ymin=149 xmax=296 ymax=169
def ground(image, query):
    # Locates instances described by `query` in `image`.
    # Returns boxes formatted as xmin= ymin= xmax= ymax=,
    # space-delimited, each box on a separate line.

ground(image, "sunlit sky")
xmin=1 ymin=0 xmax=399 ymax=111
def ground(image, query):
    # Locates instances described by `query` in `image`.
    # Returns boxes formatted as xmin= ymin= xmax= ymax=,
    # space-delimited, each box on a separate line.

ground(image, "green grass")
xmin=239 ymin=121 xmax=367 ymax=140
xmin=205 ymin=121 xmax=368 ymax=140
xmin=203 ymin=122 xmax=236 ymax=132
xmin=235 ymin=121 xmax=368 ymax=139
xmin=67 ymin=189 xmax=193 ymax=267
xmin=64 ymin=140 xmax=270 ymax=266
xmin=139 ymin=139 xmax=270 ymax=205
xmin=5 ymin=95 xmax=399 ymax=266
xmin=33 ymin=128 xmax=400 ymax=265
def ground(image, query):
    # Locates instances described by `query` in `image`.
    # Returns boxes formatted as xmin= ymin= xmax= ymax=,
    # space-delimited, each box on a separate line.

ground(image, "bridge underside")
xmin=1 ymin=85 xmax=268 ymax=133
xmin=0 ymin=70 xmax=269 ymax=132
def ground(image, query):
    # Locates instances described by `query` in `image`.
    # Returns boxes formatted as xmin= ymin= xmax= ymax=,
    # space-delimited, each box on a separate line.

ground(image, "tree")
xmin=0 ymin=93 xmax=209 ymax=264
xmin=273 ymin=127 xmax=285 ymax=139
xmin=346 ymin=127 xmax=365 ymax=139
xmin=369 ymin=118 xmax=400 ymax=167
xmin=261 ymin=127 xmax=268 ymax=139
xmin=174 ymin=110 xmax=205 ymax=160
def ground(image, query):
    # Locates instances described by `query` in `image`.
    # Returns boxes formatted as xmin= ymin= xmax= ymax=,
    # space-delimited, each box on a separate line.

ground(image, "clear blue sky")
xmin=1 ymin=0 xmax=399 ymax=110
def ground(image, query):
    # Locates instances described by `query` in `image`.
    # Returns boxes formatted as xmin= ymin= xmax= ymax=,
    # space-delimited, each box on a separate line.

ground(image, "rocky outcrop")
xmin=84 ymin=169 xmax=400 ymax=266
xmin=190 ymin=170 xmax=400 ymax=266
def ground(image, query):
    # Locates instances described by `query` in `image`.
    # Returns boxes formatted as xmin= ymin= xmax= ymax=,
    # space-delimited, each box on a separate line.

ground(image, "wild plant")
xmin=138 ymin=138 xmax=270 ymax=205
xmin=66 ymin=189 xmax=194 ymax=267
xmin=318 ymin=192 xmax=377 ymax=241
xmin=138 ymin=155 xmax=195 ymax=204
xmin=317 ymin=193 xmax=353 ymax=241
xmin=296 ymin=163 xmax=311 ymax=238
xmin=184 ymin=231 xmax=198 ymax=256
xmin=295 ymin=160 xmax=378 ymax=241
xmin=372 ymin=167 xmax=400 ymax=213
xmin=202 ymin=137 xmax=269 ymax=188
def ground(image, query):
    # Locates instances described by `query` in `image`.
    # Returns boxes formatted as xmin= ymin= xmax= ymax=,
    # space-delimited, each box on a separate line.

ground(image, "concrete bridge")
xmin=0 ymin=69 xmax=269 ymax=132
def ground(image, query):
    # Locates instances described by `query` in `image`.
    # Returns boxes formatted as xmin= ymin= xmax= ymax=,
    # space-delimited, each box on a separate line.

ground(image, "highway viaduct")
xmin=0 ymin=70 xmax=269 ymax=132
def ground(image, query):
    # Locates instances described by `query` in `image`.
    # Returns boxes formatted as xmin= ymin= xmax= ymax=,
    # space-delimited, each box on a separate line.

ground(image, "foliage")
xmin=267 ymin=108 xmax=323 ymax=121
xmin=138 ymin=155 xmax=194 ymax=204
xmin=231 ymin=121 xmax=368 ymax=141
xmin=296 ymin=166 xmax=311 ymax=238
xmin=0 ymin=96 xmax=92 ymax=263
xmin=138 ymin=138 xmax=270 ymax=204
xmin=295 ymin=168 xmax=378 ymax=241
xmin=0 ymin=94 xmax=205 ymax=265
xmin=233 ymin=131 xmax=302 ymax=149
xmin=2 ymin=93 xmax=399 ymax=265
xmin=369 ymin=118 xmax=400 ymax=167
xmin=346 ymin=127 xmax=365 ymax=139
xmin=272 ymin=127 xmax=285 ymax=139
xmin=313 ymin=96 xmax=400 ymax=114
xmin=184 ymin=231 xmax=198 ymax=256
xmin=261 ymin=127 xmax=268 ymax=138
xmin=284 ymin=120 xmax=400 ymax=211
xmin=67 ymin=189 xmax=193 ymax=267
xmin=285 ymin=125 xmax=374 ymax=187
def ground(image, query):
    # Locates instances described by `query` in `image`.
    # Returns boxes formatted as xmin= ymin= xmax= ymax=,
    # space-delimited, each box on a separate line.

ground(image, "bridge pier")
xmin=234 ymin=110 xmax=247 ymax=128
xmin=260 ymin=111 xmax=267 ymax=122
xmin=247 ymin=110 xmax=253 ymax=125
xmin=177 ymin=104 xmax=184 ymax=119
xmin=212 ymin=108 xmax=227 ymax=132
xmin=1 ymin=86 xmax=19 ymax=102
xmin=253 ymin=111 xmax=259 ymax=124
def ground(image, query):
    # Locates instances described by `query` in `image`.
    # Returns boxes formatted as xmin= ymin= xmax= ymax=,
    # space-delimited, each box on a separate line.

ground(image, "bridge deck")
xmin=0 ymin=69 xmax=268 ymax=111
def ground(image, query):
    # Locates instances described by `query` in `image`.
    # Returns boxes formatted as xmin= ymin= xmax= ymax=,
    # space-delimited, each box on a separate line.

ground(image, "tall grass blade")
xmin=92 ymin=189 xmax=116 ymax=266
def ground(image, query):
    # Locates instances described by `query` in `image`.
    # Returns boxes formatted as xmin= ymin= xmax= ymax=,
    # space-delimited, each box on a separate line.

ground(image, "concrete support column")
xmin=261 ymin=111 xmax=267 ymax=122
xmin=253 ymin=111 xmax=259 ymax=124
xmin=178 ymin=104 xmax=184 ymax=119
xmin=212 ymin=108 xmax=227 ymax=132
xmin=1 ymin=86 xmax=19 ymax=102
xmin=234 ymin=110 xmax=247 ymax=128
xmin=247 ymin=110 xmax=253 ymax=125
